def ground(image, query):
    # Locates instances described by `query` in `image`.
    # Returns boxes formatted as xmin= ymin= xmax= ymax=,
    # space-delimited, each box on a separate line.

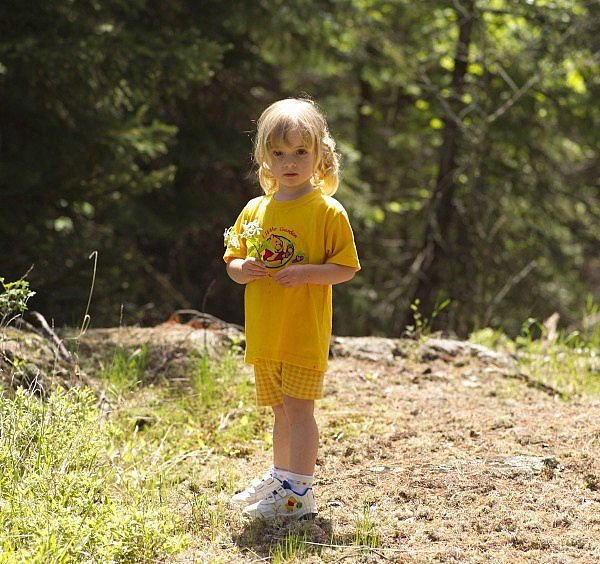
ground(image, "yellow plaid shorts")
xmin=253 ymin=359 xmax=325 ymax=406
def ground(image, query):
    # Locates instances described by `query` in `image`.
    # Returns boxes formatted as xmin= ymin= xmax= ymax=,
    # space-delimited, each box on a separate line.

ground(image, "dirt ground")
xmin=196 ymin=343 xmax=600 ymax=563
xmin=319 ymin=355 xmax=598 ymax=562
xmin=3 ymin=324 xmax=599 ymax=562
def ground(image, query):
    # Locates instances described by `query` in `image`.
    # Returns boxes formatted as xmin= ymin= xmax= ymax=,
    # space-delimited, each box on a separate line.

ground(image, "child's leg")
xmin=282 ymin=395 xmax=319 ymax=476
xmin=240 ymin=384 xmax=320 ymax=519
xmin=272 ymin=403 xmax=290 ymax=471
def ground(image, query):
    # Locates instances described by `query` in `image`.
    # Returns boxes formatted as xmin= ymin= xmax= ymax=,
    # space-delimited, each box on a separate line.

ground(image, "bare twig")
xmin=452 ymin=0 xmax=471 ymax=20
xmin=77 ymin=250 xmax=98 ymax=339
xmin=143 ymin=261 xmax=193 ymax=309
xmin=492 ymin=367 xmax=566 ymax=398
xmin=485 ymin=26 xmax=597 ymax=124
xmin=298 ymin=539 xmax=439 ymax=554
xmin=486 ymin=73 xmax=542 ymax=124
xmin=495 ymin=63 xmax=520 ymax=93
xmin=484 ymin=260 xmax=537 ymax=325
xmin=202 ymin=279 xmax=216 ymax=314
xmin=30 ymin=311 xmax=71 ymax=362
xmin=418 ymin=72 xmax=473 ymax=136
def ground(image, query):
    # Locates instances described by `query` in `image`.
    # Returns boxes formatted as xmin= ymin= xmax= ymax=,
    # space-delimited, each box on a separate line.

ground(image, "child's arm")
xmin=273 ymin=264 xmax=356 ymax=288
xmin=226 ymin=258 xmax=269 ymax=285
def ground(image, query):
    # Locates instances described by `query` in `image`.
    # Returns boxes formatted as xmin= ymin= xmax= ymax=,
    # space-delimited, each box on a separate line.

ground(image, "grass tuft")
xmin=270 ymin=529 xmax=310 ymax=563
xmin=353 ymin=503 xmax=381 ymax=548
xmin=101 ymin=345 xmax=149 ymax=396
xmin=470 ymin=303 xmax=600 ymax=396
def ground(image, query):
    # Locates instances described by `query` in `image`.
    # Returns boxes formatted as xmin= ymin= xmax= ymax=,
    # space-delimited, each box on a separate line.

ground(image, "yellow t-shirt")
xmin=223 ymin=190 xmax=360 ymax=371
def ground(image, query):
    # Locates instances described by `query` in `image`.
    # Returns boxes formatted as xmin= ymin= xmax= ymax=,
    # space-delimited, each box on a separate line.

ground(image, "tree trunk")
xmin=408 ymin=0 xmax=476 ymax=328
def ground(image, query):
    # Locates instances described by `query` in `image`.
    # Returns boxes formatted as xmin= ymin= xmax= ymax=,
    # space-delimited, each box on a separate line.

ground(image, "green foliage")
xmin=0 ymin=0 xmax=227 ymax=325
xmin=101 ymin=345 xmax=149 ymax=396
xmin=470 ymin=301 xmax=600 ymax=396
xmin=270 ymin=529 xmax=311 ymax=562
xmin=354 ymin=503 xmax=381 ymax=548
xmin=189 ymin=490 xmax=228 ymax=543
xmin=581 ymin=295 xmax=600 ymax=351
xmin=516 ymin=322 xmax=600 ymax=397
xmin=0 ymin=277 xmax=35 ymax=324
xmin=469 ymin=327 xmax=516 ymax=353
xmin=1 ymin=0 xmax=597 ymax=338
xmin=191 ymin=350 xmax=266 ymax=453
xmin=0 ymin=387 xmax=186 ymax=562
xmin=0 ymin=349 xmax=263 ymax=560
xmin=195 ymin=353 xmax=221 ymax=406
xmin=405 ymin=297 xmax=452 ymax=339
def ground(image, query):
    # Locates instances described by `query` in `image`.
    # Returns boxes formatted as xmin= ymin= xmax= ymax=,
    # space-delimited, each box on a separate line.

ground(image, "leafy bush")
xmin=0 ymin=277 xmax=35 ymax=326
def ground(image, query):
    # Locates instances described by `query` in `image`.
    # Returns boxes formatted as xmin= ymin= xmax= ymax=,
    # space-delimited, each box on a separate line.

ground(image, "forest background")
xmin=1 ymin=0 xmax=598 ymax=339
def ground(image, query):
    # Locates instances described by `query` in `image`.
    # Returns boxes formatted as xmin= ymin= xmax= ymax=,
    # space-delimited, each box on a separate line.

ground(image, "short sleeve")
xmin=223 ymin=208 xmax=248 ymax=263
xmin=324 ymin=209 xmax=361 ymax=270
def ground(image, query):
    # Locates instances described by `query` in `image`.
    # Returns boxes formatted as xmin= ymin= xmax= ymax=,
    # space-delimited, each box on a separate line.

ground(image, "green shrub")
xmin=0 ymin=277 xmax=35 ymax=326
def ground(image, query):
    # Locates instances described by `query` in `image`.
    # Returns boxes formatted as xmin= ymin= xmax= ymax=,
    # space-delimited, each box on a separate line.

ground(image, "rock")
xmin=329 ymin=336 xmax=408 ymax=363
xmin=418 ymin=337 xmax=517 ymax=368
xmin=77 ymin=323 xmax=245 ymax=381
xmin=79 ymin=323 xmax=244 ymax=359
xmin=0 ymin=327 xmax=83 ymax=394
xmin=485 ymin=455 xmax=560 ymax=477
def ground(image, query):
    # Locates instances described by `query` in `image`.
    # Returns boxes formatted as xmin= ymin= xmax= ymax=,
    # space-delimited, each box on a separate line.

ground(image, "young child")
xmin=223 ymin=98 xmax=360 ymax=520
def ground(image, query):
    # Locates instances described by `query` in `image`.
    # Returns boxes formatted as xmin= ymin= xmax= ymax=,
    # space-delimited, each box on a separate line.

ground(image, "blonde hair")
xmin=254 ymin=98 xmax=340 ymax=196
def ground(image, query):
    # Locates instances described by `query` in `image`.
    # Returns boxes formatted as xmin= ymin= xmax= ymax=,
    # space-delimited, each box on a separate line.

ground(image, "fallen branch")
xmin=30 ymin=311 xmax=71 ymax=362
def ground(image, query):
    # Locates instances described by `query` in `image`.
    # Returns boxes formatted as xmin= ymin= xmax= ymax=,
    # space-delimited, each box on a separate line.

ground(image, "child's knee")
xmin=282 ymin=395 xmax=315 ymax=421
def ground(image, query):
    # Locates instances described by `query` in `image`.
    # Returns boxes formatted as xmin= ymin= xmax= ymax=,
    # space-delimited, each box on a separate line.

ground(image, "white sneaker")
xmin=230 ymin=472 xmax=283 ymax=507
xmin=242 ymin=481 xmax=317 ymax=521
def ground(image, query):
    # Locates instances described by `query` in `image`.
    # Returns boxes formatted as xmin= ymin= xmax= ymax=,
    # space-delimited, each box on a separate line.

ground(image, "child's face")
xmin=268 ymin=129 xmax=316 ymax=196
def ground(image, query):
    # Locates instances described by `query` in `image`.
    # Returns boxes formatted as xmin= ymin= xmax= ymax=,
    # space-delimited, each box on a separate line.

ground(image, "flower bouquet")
xmin=224 ymin=220 xmax=272 ymax=260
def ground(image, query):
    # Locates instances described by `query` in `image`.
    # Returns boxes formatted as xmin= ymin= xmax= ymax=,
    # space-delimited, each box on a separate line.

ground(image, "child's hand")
xmin=240 ymin=257 xmax=269 ymax=281
xmin=226 ymin=257 xmax=268 ymax=284
xmin=272 ymin=265 xmax=307 ymax=288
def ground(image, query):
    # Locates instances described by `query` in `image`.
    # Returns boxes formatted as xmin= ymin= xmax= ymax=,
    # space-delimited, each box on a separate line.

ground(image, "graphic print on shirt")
xmin=261 ymin=227 xmax=306 ymax=269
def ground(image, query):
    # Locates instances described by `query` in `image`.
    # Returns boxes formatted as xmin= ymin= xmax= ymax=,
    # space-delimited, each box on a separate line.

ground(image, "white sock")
xmin=284 ymin=471 xmax=314 ymax=493
xmin=272 ymin=466 xmax=287 ymax=482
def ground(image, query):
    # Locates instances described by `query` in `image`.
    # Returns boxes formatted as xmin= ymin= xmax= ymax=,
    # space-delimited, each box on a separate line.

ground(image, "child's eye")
xmin=297 ymin=149 xmax=308 ymax=156
xmin=272 ymin=150 xmax=283 ymax=157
